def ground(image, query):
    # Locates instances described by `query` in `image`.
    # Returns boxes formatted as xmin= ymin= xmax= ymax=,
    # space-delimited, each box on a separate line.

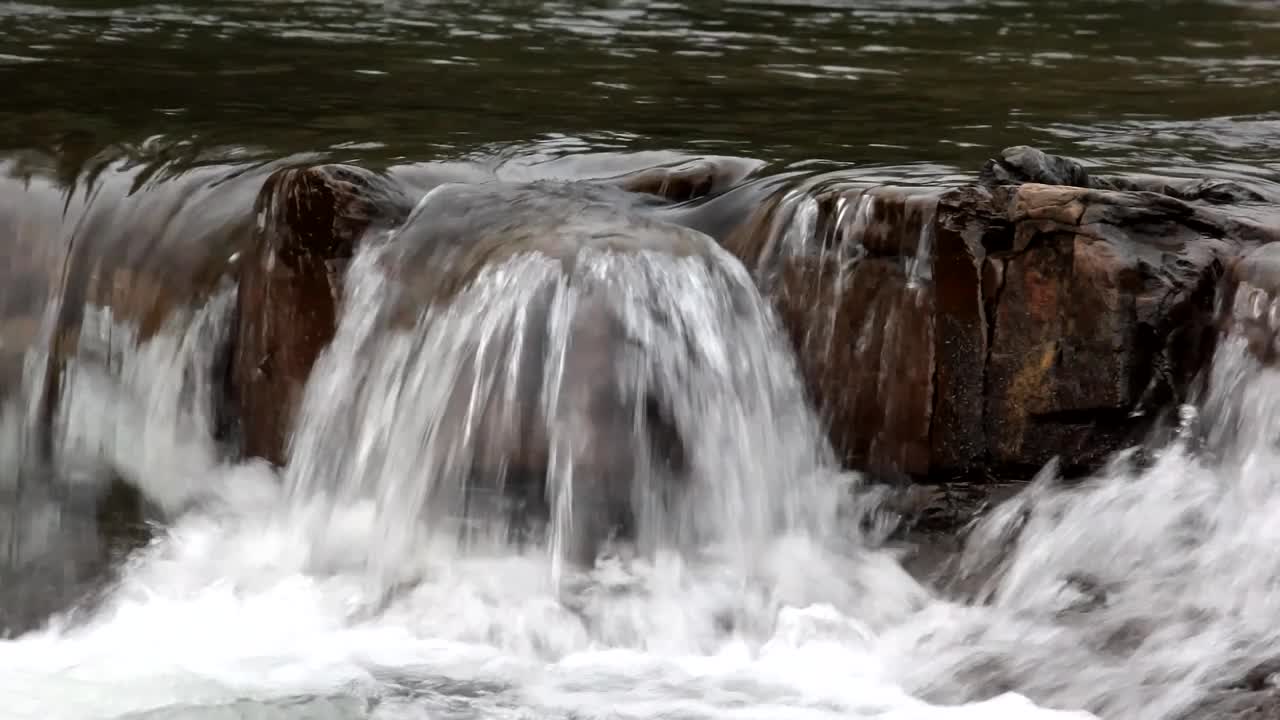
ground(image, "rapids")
xmin=0 ymin=263 xmax=1080 ymax=720
xmin=7 ymin=0 xmax=1280 ymax=715
xmin=1 ymin=148 xmax=1279 ymax=720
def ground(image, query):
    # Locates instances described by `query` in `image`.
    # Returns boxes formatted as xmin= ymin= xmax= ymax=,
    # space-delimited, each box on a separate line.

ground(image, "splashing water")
xmin=280 ymin=181 xmax=855 ymax=584
xmin=27 ymin=175 xmax=1280 ymax=719
xmin=882 ymin=331 xmax=1280 ymax=720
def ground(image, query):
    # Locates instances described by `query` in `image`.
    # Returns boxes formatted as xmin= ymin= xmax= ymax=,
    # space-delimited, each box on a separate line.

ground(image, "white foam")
xmin=0 ymin=486 xmax=1094 ymax=720
xmin=20 ymin=203 xmax=1254 ymax=717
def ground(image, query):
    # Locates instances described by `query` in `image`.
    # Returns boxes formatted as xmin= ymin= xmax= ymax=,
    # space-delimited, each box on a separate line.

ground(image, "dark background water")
xmin=4 ymin=0 xmax=1280 ymax=183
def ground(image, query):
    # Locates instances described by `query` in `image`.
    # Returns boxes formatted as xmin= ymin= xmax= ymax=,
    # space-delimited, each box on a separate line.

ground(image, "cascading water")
xmin=0 ymin=171 xmax=1092 ymax=720
xmin=874 ymin=328 xmax=1280 ymax=720
xmin=10 ymin=158 xmax=1280 ymax=720
xmin=282 ymin=193 xmax=843 ymax=587
xmin=740 ymin=181 xmax=938 ymax=479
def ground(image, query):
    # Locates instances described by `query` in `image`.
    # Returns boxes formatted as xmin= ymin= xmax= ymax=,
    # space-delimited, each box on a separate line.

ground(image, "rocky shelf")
xmin=230 ymin=146 xmax=1280 ymax=484
xmin=4 ymin=144 xmax=1279 ymax=486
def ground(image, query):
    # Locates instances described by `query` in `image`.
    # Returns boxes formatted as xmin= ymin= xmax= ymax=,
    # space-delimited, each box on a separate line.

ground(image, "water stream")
xmin=0 ymin=171 xmax=1071 ymax=720
xmin=1 ymin=151 xmax=1279 ymax=719
xmin=6 ymin=1 xmax=1280 ymax=718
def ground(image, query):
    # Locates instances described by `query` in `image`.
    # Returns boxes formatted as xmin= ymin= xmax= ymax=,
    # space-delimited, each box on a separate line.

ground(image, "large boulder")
xmin=684 ymin=149 xmax=1280 ymax=479
xmin=229 ymin=158 xmax=761 ymax=469
xmin=976 ymin=182 xmax=1245 ymax=470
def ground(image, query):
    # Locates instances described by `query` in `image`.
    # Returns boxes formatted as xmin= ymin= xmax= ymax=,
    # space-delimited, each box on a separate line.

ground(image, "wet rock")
xmin=981 ymin=144 xmax=1279 ymax=205
xmin=775 ymin=256 xmax=935 ymax=479
xmin=979 ymin=182 xmax=1244 ymax=471
xmin=609 ymin=156 xmax=763 ymax=203
xmin=981 ymin=145 xmax=1092 ymax=190
xmin=376 ymin=181 xmax=710 ymax=561
xmin=703 ymin=168 xmax=1252 ymax=477
xmin=1100 ymin=174 xmax=1278 ymax=206
xmin=0 ymin=155 xmax=267 ymax=599
xmin=12 ymin=145 xmax=1268 ymax=494
xmin=0 ymin=151 xmax=276 ymax=475
xmin=0 ymin=149 xmax=271 ymax=344
xmin=0 ymin=469 xmax=154 ymax=637
xmin=699 ymin=148 xmax=1278 ymax=480
xmin=230 ymin=164 xmax=412 ymax=465
xmin=712 ymin=184 xmax=941 ymax=479
xmin=930 ymin=185 xmax=1003 ymax=472
xmin=231 ymin=174 xmax=708 ymax=561
xmin=1233 ymin=658 xmax=1280 ymax=692
xmin=1219 ymin=242 xmax=1280 ymax=364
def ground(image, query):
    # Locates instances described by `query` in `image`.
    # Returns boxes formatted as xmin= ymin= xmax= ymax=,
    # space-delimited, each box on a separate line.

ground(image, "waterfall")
xmin=281 ymin=182 xmax=850 ymax=588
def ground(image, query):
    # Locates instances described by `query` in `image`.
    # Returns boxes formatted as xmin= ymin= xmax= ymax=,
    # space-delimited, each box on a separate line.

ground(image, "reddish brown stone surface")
xmin=230 ymin=164 xmax=411 ymax=465
xmin=929 ymin=186 xmax=1001 ymax=473
xmin=977 ymin=183 xmax=1250 ymax=471
xmin=705 ymin=153 xmax=1275 ymax=479
xmin=6 ymin=147 xmax=1273 ymax=481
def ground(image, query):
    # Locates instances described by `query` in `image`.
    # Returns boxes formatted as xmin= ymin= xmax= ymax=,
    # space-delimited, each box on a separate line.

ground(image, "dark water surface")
xmin=4 ymin=0 xmax=1280 ymax=182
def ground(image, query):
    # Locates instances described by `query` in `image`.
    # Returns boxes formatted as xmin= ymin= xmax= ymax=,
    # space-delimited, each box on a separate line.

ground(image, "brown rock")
xmin=982 ymin=183 xmax=1244 ymax=471
xmin=333 ymin=180 xmax=727 ymax=561
xmin=930 ymin=186 xmax=998 ymax=473
xmin=389 ymin=181 xmax=707 ymax=311
xmin=980 ymin=145 xmax=1093 ymax=190
xmin=698 ymin=149 xmax=1274 ymax=479
xmin=609 ymin=156 xmax=763 ymax=203
xmin=981 ymin=144 xmax=1280 ymax=206
xmin=230 ymin=164 xmax=411 ymax=465
xmin=705 ymin=183 xmax=943 ymax=479
xmin=9 ymin=143 xmax=1271 ymax=493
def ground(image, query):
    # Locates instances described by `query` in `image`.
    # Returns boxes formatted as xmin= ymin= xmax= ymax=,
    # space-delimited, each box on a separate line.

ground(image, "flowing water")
xmin=6 ymin=0 xmax=1280 ymax=179
xmin=6 ymin=1 xmax=1280 ymax=719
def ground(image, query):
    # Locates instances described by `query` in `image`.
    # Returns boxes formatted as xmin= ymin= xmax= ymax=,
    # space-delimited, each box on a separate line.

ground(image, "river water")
xmin=5 ymin=0 xmax=1280 ymax=180
xmin=4 ymin=1 xmax=1280 ymax=719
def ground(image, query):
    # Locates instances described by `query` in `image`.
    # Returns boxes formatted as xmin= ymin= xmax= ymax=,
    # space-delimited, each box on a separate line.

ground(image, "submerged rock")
xmin=980 ymin=144 xmax=1280 ymax=205
xmin=607 ymin=156 xmax=763 ymax=203
xmin=0 ymin=151 xmax=277 ymax=634
xmin=369 ymin=181 xmax=717 ymax=560
xmin=0 ymin=149 xmax=279 ymax=469
xmin=0 ymin=468 xmax=154 ymax=637
xmin=242 ymin=175 xmax=783 ymax=563
xmin=1180 ymin=691 xmax=1280 ymax=720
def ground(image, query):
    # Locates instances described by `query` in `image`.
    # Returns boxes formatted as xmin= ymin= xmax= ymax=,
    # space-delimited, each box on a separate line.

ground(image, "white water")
xmin=6 ymin=189 xmax=1279 ymax=720
xmin=282 ymin=212 xmax=841 ymax=586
